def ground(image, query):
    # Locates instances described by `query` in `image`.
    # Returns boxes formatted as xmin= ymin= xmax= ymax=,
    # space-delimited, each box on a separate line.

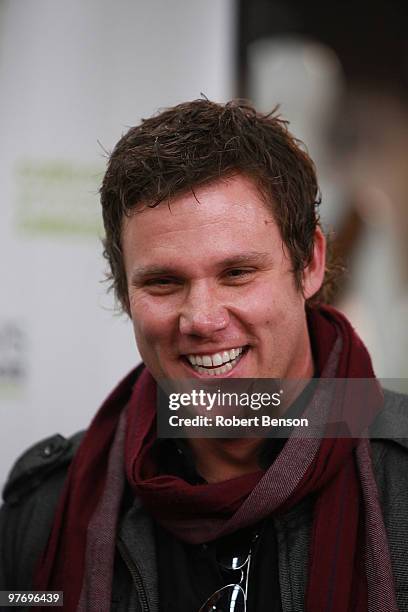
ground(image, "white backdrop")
xmin=0 ymin=0 xmax=235 ymax=487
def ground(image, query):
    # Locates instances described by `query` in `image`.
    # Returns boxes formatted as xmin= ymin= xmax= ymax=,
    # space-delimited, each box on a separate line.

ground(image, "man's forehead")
xmin=120 ymin=173 xmax=288 ymax=278
xmin=123 ymin=176 xmax=276 ymax=236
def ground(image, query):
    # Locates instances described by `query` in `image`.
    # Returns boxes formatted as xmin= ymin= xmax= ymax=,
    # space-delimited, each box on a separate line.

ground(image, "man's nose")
xmin=178 ymin=284 xmax=229 ymax=337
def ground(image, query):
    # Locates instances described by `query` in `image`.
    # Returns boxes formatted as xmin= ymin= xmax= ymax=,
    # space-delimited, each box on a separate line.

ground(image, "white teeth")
xmin=212 ymin=353 xmax=223 ymax=367
xmin=222 ymin=351 xmax=230 ymax=364
xmin=204 ymin=362 xmax=236 ymax=376
xmin=211 ymin=364 xmax=228 ymax=376
xmin=190 ymin=357 xmax=240 ymax=376
xmin=185 ymin=346 xmax=246 ymax=375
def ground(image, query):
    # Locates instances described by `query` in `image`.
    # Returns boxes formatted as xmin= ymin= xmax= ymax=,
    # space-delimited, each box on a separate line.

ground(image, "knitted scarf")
xmin=34 ymin=306 xmax=398 ymax=612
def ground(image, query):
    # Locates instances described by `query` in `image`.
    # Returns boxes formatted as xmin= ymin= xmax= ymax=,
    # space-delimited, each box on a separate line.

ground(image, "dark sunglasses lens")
xmin=200 ymin=584 xmax=245 ymax=611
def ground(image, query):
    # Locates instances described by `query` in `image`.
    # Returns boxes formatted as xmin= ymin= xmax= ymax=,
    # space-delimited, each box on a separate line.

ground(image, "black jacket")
xmin=2 ymin=389 xmax=408 ymax=611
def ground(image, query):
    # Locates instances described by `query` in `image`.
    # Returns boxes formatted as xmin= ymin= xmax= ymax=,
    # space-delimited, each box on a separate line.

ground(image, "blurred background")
xmin=1 ymin=0 xmax=407 ymax=487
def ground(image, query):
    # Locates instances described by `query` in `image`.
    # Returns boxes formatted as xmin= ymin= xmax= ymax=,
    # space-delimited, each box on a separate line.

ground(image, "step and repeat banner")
xmin=0 ymin=0 xmax=234 ymax=487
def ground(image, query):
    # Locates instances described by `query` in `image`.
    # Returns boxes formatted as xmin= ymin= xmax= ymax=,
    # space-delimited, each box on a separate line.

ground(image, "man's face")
xmin=122 ymin=174 xmax=322 ymax=381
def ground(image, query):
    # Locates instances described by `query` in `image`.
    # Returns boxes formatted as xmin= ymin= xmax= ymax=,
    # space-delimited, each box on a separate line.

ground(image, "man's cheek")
xmin=134 ymin=310 xmax=175 ymax=347
xmin=133 ymin=319 xmax=159 ymax=345
xmin=239 ymin=302 xmax=277 ymax=326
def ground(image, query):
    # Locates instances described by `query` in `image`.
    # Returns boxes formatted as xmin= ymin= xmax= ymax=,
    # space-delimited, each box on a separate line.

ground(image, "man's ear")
xmin=302 ymin=226 xmax=326 ymax=300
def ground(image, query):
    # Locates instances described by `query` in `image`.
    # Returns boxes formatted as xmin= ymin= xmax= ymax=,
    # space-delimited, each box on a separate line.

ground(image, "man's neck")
xmin=186 ymin=437 xmax=264 ymax=483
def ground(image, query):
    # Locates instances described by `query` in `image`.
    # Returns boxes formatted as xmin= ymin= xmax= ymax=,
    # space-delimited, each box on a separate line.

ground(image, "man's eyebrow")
xmin=130 ymin=266 xmax=176 ymax=284
xmin=219 ymin=252 xmax=273 ymax=267
xmin=130 ymin=252 xmax=272 ymax=284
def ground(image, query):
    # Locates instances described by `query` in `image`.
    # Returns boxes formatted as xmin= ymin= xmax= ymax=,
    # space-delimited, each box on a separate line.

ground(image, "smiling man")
xmin=123 ymin=174 xmax=324 ymax=384
xmin=1 ymin=100 xmax=408 ymax=612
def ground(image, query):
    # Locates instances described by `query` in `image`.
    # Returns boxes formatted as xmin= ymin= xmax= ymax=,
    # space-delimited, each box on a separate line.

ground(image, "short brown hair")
xmin=100 ymin=99 xmax=333 ymax=312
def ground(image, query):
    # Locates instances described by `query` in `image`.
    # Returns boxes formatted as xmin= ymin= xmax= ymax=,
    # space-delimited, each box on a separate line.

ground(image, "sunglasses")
xmin=198 ymin=531 xmax=260 ymax=612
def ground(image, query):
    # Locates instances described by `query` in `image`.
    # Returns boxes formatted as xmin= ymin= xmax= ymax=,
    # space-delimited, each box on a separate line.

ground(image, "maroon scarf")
xmin=34 ymin=306 xmax=397 ymax=611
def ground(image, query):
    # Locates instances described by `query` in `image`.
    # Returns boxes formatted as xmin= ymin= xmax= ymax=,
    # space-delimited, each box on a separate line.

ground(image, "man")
xmin=1 ymin=99 xmax=408 ymax=611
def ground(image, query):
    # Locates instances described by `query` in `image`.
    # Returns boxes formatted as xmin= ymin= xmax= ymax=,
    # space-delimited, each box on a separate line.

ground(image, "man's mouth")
xmin=183 ymin=346 xmax=247 ymax=376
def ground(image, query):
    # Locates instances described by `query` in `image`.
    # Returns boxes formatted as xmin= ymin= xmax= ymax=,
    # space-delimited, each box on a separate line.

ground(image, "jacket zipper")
xmin=117 ymin=538 xmax=150 ymax=612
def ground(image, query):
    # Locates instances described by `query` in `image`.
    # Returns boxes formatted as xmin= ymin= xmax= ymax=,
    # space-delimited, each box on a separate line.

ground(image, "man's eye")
xmin=224 ymin=269 xmax=255 ymax=281
xmin=143 ymin=277 xmax=181 ymax=292
xmin=146 ymin=278 xmax=174 ymax=285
